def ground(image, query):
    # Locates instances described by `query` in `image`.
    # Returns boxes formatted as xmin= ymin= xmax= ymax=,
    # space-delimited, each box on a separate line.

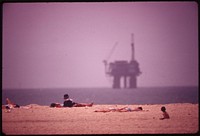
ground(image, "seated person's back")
xmin=63 ymin=99 xmax=75 ymax=107
xmin=63 ymin=94 xmax=76 ymax=107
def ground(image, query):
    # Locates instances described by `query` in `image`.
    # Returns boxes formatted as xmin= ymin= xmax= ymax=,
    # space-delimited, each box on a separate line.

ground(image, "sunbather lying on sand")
xmin=94 ymin=106 xmax=148 ymax=112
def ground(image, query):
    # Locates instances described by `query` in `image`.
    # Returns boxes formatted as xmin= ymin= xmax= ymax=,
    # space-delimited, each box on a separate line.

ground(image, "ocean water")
xmin=2 ymin=86 xmax=198 ymax=106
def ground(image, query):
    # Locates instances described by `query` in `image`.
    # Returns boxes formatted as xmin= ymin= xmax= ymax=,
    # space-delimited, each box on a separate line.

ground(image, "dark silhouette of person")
xmin=160 ymin=106 xmax=170 ymax=120
xmin=63 ymin=94 xmax=93 ymax=107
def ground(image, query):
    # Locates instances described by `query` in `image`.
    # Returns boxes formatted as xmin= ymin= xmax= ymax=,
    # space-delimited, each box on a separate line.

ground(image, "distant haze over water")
xmin=3 ymin=2 xmax=198 ymax=89
xmin=2 ymin=86 xmax=198 ymax=106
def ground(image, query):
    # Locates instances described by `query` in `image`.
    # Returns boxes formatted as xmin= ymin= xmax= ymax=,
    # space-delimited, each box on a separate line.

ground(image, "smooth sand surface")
xmin=2 ymin=103 xmax=199 ymax=135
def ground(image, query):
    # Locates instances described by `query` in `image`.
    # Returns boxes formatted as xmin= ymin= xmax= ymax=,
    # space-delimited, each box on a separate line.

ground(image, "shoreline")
xmin=2 ymin=87 xmax=198 ymax=106
xmin=2 ymin=103 xmax=199 ymax=135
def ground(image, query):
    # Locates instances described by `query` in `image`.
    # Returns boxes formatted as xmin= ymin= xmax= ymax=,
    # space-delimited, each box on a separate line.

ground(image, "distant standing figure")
xmin=160 ymin=106 xmax=170 ymax=120
xmin=63 ymin=94 xmax=93 ymax=107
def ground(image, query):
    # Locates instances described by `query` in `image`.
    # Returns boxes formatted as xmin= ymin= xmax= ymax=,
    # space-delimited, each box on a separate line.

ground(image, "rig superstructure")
xmin=103 ymin=34 xmax=141 ymax=88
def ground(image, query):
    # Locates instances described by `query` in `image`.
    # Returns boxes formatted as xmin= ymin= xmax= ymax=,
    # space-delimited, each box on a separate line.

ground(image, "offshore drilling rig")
xmin=103 ymin=34 xmax=141 ymax=89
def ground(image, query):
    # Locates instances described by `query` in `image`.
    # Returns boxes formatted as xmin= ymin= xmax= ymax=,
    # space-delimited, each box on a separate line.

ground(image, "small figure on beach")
xmin=50 ymin=94 xmax=93 ymax=108
xmin=50 ymin=103 xmax=63 ymax=108
xmin=94 ymin=106 xmax=147 ymax=112
xmin=2 ymin=98 xmax=20 ymax=112
xmin=160 ymin=106 xmax=170 ymax=120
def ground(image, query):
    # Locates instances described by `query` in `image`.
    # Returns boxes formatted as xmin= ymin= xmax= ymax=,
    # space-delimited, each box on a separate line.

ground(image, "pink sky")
xmin=2 ymin=2 xmax=198 ymax=89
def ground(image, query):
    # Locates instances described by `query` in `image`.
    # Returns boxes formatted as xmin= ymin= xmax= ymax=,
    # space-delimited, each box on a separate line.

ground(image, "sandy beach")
xmin=2 ymin=103 xmax=199 ymax=135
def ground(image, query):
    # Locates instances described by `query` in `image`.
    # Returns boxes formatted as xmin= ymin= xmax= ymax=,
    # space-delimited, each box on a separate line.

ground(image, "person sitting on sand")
xmin=2 ymin=98 xmax=20 ymax=112
xmin=94 ymin=106 xmax=147 ymax=112
xmin=6 ymin=98 xmax=20 ymax=108
xmin=63 ymin=94 xmax=93 ymax=107
xmin=50 ymin=94 xmax=93 ymax=108
xmin=160 ymin=106 xmax=170 ymax=120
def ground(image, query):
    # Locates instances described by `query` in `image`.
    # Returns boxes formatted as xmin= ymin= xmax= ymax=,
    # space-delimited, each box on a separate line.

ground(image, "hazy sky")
xmin=2 ymin=2 xmax=198 ymax=89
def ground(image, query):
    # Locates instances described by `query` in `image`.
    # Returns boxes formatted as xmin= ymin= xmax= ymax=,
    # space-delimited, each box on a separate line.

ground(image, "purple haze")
xmin=2 ymin=2 xmax=198 ymax=89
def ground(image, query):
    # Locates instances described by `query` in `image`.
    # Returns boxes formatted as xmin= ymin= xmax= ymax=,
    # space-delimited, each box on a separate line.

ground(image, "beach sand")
xmin=2 ymin=103 xmax=199 ymax=135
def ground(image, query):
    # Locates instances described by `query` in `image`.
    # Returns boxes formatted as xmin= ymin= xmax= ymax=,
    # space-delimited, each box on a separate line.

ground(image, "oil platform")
xmin=103 ymin=34 xmax=141 ymax=89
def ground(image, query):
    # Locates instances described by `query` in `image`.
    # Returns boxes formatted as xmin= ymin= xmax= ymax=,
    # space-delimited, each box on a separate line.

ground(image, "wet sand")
xmin=2 ymin=103 xmax=199 ymax=135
